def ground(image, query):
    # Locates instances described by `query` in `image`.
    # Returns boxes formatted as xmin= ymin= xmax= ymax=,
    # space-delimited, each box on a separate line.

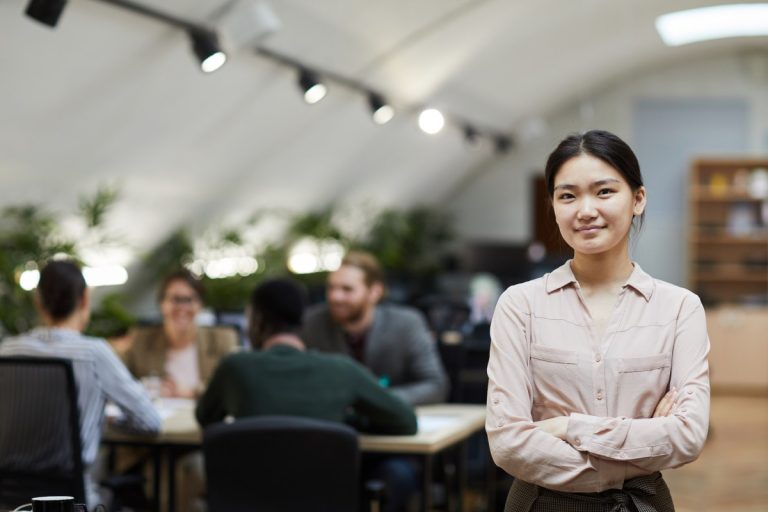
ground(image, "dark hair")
xmin=340 ymin=250 xmax=384 ymax=287
xmin=158 ymin=269 xmax=205 ymax=303
xmin=37 ymin=260 xmax=87 ymax=321
xmin=248 ymin=278 xmax=307 ymax=347
xmin=544 ymin=129 xmax=645 ymax=227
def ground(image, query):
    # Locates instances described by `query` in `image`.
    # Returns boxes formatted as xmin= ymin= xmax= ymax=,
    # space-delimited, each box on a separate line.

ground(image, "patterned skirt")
xmin=504 ymin=472 xmax=674 ymax=512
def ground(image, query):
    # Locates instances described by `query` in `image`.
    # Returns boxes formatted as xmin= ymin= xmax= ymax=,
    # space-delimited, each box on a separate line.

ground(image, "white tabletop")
xmin=105 ymin=400 xmax=487 ymax=454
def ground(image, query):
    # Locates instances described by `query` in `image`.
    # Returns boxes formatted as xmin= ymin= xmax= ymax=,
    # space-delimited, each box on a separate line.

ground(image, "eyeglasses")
xmin=164 ymin=295 xmax=200 ymax=305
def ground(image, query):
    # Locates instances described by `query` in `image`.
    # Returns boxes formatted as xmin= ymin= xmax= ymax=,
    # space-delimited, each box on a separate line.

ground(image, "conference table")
xmin=104 ymin=400 xmax=488 ymax=512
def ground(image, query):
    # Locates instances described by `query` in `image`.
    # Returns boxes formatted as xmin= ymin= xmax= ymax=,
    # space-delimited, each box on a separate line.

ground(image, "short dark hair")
xmin=37 ymin=260 xmax=87 ymax=321
xmin=340 ymin=251 xmax=384 ymax=287
xmin=544 ymin=129 xmax=645 ymax=227
xmin=158 ymin=269 xmax=205 ymax=303
xmin=248 ymin=279 xmax=307 ymax=347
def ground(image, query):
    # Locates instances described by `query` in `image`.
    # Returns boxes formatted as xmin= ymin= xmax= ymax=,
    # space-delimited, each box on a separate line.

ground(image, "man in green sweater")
xmin=195 ymin=278 xmax=417 ymax=435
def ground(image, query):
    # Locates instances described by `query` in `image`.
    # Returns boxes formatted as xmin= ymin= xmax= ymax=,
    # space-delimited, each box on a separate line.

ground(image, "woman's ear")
xmin=78 ymin=288 xmax=92 ymax=329
xmin=633 ymin=186 xmax=647 ymax=216
xmin=33 ymin=291 xmax=49 ymax=324
xmin=80 ymin=287 xmax=92 ymax=311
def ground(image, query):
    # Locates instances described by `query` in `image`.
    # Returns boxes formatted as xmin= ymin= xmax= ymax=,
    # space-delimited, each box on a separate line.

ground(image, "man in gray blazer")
xmin=301 ymin=251 xmax=448 ymax=405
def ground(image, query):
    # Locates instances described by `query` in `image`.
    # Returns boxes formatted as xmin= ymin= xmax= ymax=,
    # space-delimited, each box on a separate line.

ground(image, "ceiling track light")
xmin=25 ymin=0 xmax=68 ymax=27
xmin=494 ymin=135 xmax=513 ymax=154
xmin=189 ymin=29 xmax=227 ymax=73
xmin=368 ymin=92 xmax=394 ymax=125
xmin=298 ymin=69 xmax=327 ymax=104
xmin=418 ymin=108 xmax=445 ymax=135
xmin=23 ymin=1 xmax=514 ymax=148
xmin=463 ymin=125 xmax=481 ymax=147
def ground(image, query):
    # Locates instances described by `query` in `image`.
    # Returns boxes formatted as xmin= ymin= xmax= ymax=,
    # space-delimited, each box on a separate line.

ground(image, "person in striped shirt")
xmin=0 ymin=259 xmax=161 ymax=508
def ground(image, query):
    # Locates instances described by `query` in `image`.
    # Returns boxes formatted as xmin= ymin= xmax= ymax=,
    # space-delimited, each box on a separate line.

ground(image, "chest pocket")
xmin=614 ymin=352 xmax=673 ymax=417
xmin=529 ymin=345 xmax=579 ymax=408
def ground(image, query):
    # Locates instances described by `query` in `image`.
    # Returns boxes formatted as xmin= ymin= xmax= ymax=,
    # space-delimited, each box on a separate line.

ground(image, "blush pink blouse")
xmin=486 ymin=261 xmax=710 ymax=493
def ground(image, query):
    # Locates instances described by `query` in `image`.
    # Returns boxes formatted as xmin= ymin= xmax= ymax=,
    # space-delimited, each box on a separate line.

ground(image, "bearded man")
xmin=301 ymin=251 xmax=448 ymax=405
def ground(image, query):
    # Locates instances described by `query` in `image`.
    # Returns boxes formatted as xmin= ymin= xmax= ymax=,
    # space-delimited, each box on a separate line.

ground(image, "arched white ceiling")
xmin=1 ymin=0 xmax=765 ymax=261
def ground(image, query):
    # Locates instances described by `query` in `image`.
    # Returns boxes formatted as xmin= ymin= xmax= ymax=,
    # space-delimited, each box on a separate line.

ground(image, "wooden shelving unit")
xmin=689 ymin=159 xmax=768 ymax=305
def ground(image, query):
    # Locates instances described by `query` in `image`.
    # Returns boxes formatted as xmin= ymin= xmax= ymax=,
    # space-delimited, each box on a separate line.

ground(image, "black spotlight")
xmin=298 ymin=69 xmax=327 ymax=104
xmin=368 ymin=92 xmax=394 ymax=124
xmin=494 ymin=134 xmax=514 ymax=154
xmin=25 ymin=0 xmax=68 ymax=28
xmin=189 ymin=30 xmax=227 ymax=73
xmin=463 ymin=125 xmax=481 ymax=147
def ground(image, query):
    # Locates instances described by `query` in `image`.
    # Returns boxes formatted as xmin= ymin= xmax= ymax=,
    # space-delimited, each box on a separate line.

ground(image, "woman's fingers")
xmin=653 ymin=388 xmax=677 ymax=418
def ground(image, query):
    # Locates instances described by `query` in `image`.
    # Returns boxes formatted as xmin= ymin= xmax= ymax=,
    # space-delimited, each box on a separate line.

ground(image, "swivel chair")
xmin=203 ymin=415 xmax=382 ymax=512
xmin=0 ymin=357 xmax=86 ymax=508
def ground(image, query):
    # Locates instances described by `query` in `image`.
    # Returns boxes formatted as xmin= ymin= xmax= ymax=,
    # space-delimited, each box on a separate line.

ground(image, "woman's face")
xmin=552 ymin=153 xmax=646 ymax=257
xmin=160 ymin=279 xmax=202 ymax=332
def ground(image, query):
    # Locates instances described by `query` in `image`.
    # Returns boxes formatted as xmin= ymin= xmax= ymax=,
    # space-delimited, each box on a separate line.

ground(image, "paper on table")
xmin=418 ymin=414 xmax=461 ymax=433
xmin=105 ymin=398 xmax=192 ymax=422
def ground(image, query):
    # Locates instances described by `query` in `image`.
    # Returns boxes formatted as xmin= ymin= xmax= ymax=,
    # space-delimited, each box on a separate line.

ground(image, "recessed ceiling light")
xmin=656 ymin=4 xmax=768 ymax=46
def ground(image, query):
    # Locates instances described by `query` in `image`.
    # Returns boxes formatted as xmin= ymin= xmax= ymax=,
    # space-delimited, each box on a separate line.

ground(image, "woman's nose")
xmin=576 ymin=198 xmax=597 ymax=219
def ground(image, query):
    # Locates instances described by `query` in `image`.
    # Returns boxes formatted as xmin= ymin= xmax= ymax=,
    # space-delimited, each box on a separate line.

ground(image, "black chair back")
xmin=203 ymin=415 xmax=360 ymax=512
xmin=0 ymin=357 xmax=86 ymax=506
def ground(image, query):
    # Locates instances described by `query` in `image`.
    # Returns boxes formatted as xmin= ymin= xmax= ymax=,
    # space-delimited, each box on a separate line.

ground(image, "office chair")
xmin=0 ymin=357 xmax=86 ymax=508
xmin=203 ymin=415 xmax=382 ymax=512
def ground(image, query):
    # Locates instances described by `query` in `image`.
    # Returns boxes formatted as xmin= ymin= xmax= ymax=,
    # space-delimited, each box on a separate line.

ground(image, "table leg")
xmin=458 ymin=442 xmax=467 ymax=512
xmin=167 ymin=447 xmax=177 ymax=512
xmin=152 ymin=448 xmax=162 ymax=512
xmin=422 ymin=454 xmax=433 ymax=512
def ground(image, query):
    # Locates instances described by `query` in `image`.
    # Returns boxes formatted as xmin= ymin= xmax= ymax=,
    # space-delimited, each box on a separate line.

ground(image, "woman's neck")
xmin=571 ymin=246 xmax=634 ymax=292
xmin=48 ymin=316 xmax=83 ymax=332
xmin=164 ymin=324 xmax=197 ymax=349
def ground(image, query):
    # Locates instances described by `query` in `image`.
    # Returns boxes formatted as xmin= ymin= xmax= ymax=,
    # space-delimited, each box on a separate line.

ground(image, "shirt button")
xmin=618 ymin=452 xmax=627 ymax=459
xmin=574 ymin=437 xmax=581 ymax=446
xmin=492 ymin=398 xmax=500 ymax=404
xmin=497 ymin=421 xmax=503 ymax=427
xmin=594 ymin=354 xmax=602 ymax=363
xmin=596 ymin=391 xmax=604 ymax=400
xmin=686 ymin=389 xmax=694 ymax=395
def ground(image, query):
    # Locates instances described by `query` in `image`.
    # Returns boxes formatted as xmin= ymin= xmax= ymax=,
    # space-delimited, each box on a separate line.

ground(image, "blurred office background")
xmin=1 ymin=1 xmax=766 ymax=510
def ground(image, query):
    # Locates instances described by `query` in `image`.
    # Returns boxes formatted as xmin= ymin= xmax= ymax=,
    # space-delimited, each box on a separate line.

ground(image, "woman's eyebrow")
xmin=554 ymin=178 xmax=621 ymax=191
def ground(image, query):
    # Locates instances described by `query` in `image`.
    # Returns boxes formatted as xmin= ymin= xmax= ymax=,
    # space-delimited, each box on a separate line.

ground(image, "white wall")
xmin=449 ymin=50 xmax=768 ymax=286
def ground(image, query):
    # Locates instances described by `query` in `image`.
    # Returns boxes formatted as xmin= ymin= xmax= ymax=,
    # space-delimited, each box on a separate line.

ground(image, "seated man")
xmin=196 ymin=278 xmax=416 ymax=435
xmin=301 ymin=250 xmax=448 ymax=405
xmin=0 ymin=260 xmax=161 ymax=508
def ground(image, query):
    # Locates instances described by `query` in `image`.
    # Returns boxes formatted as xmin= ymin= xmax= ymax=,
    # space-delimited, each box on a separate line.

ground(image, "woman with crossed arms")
xmin=487 ymin=130 xmax=709 ymax=511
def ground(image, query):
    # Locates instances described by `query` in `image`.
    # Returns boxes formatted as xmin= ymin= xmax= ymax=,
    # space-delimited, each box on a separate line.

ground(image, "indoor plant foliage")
xmin=0 ymin=186 xmax=126 ymax=336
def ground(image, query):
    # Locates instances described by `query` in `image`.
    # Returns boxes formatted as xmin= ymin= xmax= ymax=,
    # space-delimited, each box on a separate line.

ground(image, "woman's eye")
xmin=557 ymin=193 xmax=574 ymax=200
xmin=597 ymin=188 xmax=615 ymax=196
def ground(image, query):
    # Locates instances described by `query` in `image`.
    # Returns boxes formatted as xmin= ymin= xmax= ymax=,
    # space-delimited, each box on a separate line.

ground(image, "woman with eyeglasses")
xmin=122 ymin=269 xmax=238 ymax=398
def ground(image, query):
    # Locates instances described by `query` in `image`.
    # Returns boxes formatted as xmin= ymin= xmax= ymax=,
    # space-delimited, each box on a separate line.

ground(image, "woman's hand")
xmin=652 ymin=388 xmax=678 ymax=418
xmin=533 ymin=416 xmax=569 ymax=440
xmin=160 ymin=378 xmax=196 ymax=399
xmin=532 ymin=388 xmax=677 ymax=442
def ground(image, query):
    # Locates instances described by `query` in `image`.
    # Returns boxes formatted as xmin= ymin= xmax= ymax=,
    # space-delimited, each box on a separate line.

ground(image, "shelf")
xmin=692 ymin=191 xmax=764 ymax=202
xmin=693 ymin=273 xmax=768 ymax=283
xmin=690 ymin=159 xmax=768 ymax=304
xmin=692 ymin=236 xmax=768 ymax=245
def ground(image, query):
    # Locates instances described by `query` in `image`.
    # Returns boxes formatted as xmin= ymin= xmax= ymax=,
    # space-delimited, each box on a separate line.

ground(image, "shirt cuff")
xmin=566 ymin=413 xmax=601 ymax=452
xmin=566 ymin=413 xmax=671 ymax=461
